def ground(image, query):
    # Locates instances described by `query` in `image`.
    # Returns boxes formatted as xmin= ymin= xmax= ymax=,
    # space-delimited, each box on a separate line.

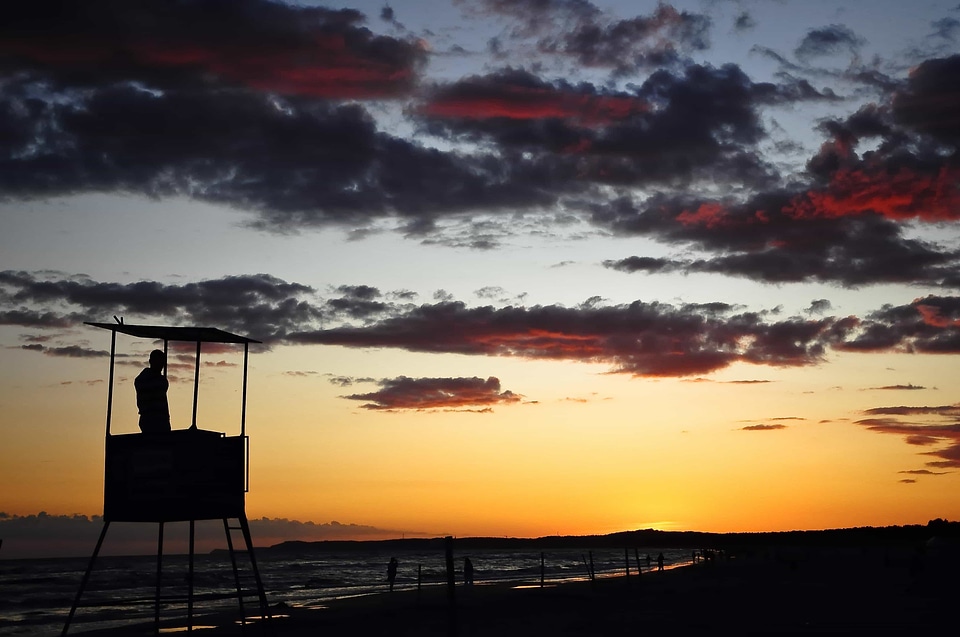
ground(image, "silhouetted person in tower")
xmin=135 ymin=349 xmax=170 ymax=433
xmin=387 ymin=557 xmax=398 ymax=592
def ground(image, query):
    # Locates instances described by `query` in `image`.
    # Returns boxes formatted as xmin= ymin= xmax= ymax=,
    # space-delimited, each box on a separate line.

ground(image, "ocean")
xmin=0 ymin=545 xmax=691 ymax=635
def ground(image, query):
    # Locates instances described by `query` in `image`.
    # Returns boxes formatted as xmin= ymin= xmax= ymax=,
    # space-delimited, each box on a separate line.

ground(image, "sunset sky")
xmin=3 ymin=0 xmax=960 ymax=557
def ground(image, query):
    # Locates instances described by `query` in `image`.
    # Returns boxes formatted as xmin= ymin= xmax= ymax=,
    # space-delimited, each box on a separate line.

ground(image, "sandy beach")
xmin=77 ymin=546 xmax=958 ymax=635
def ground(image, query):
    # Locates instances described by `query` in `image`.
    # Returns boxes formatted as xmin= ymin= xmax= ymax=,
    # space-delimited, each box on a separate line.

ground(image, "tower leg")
xmin=62 ymin=521 xmax=110 ymax=636
xmin=223 ymin=518 xmax=246 ymax=624
xmin=188 ymin=520 xmax=195 ymax=633
xmin=155 ymin=521 xmax=164 ymax=635
xmin=238 ymin=514 xmax=270 ymax=621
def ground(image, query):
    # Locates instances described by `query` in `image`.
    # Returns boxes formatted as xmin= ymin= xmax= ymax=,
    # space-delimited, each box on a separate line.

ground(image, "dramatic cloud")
xmin=892 ymin=54 xmax=960 ymax=145
xmin=420 ymin=69 xmax=651 ymax=124
xmin=342 ymin=376 xmax=521 ymax=411
xmin=289 ymin=299 xmax=856 ymax=377
xmin=597 ymin=184 xmax=960 ymax=288
xmin=10 ymin=272 xmax=960 ymax=378
xmin=419 ymin=63 xmax=786 ymax=190
xmin=839 ymin=297 xmax=960 ymax=353
xmin=0 ymin=0 xmax=427 ymax=98
xmin=591 ymin=52 xmax=960 ymax=288
xmin=463 ymin=1 xmax=710 ymax=73
xmin=1 ymin=84 xmax=560 ymax=233
xmin=1 ymin=0 xmax=949 ymax=276
xmin=856 ymin=403 xmax=960 ymax=469
xmin=0 ymin=270 xmax=323 ymax=342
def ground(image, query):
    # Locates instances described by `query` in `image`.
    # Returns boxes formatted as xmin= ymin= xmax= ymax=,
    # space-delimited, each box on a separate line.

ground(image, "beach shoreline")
xmin=71 ymin=546 xmax=958 ymax=635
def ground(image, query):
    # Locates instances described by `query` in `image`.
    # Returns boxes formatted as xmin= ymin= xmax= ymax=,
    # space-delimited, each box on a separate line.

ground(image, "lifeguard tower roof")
xmin=85 ymin=323 xmax=261 ymax=344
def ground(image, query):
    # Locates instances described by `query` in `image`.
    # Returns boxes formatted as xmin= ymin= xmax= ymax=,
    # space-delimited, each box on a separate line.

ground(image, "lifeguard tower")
xmin=63 ymin=322 xmax=270 ymax=634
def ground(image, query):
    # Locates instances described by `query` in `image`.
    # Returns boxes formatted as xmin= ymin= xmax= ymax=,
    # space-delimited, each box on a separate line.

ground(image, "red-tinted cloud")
xmin=676 ymin=203 xmax=731 ymax=228
xmin=785 ymin=166 xmax=960 ymax=222
xmin=0 ymin=1 xmax=427 ymax=99
xmin=840 ymin=296 xmax=960 ymax=354
xmin=916 ymin=302 xmax=960 ymax=328
xmin=671 ymin=163 xmax=960 ymax=227
xmin=343 ymin=376 xmax=521 ymax=411
xmin=8 ymin=271 xmax=960 ymax=384
xmin=422 ymin=79 xmax=649 ymax=125
xmin=289 ymin=300 xmax=848 ymax=378
xmin=137 ymin=36 xmax=423 ymax=99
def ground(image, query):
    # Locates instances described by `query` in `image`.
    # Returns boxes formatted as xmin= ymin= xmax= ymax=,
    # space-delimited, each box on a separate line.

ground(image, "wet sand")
xmin=79 ymin=548 xmax=957 ymax=635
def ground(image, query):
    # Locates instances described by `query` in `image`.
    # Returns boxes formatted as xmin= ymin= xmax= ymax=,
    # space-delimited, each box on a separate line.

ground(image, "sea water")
xmin=0 ymin=547 xmax=691 ymax=635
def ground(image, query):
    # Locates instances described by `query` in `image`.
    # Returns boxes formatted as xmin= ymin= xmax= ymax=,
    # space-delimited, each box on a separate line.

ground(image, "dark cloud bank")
xmin=0 ymin=0 xmax=956 ymax=274
xmin=6 ymin=270 xmax=960 ymax=379
xmin=0 ymin=512 xmax=407 ymax=559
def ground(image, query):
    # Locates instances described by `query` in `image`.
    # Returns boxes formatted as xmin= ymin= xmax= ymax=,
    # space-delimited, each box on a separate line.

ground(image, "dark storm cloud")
xmin=461 ymin=1 xmax=710 ymax=73
xmin=418 ymin=63 xmax=794 ymax=189
xmin=419 ymin=68 xmax=651 ymax=126
xmin=0 ymin=84 xmax=559 ymax=232
xmin=0 ymin=0 xmax=953 ymax=272
xmin=9 ymin=270 xmax=960 ymax=383
xmin=538 ymin=3 xmax=711 ymax=72
xmin=592 ymin=63 xmax=960 ymax=289
xmin=325 ymin=285 xmax=391 ymax=319
xmin=0 ymin=0 xmax=571 ymax=236
xmin=595 ymin=188 xmax=960 ymax=288
xmin=288 ymin=299 xmax=855 ymax=377
xmin=795 ymin=25 xmax=865 ymax=62
xmin=839 ymin=296 xmax=960 ymax=353
xmin=342 ymin=375 xmax=521 ymax=411
xmin=0 ymin=270 xmax=323 ymax=342
xmin=0 ymin=0 xmax=427 ymax=98
xmin=892 ymin=54 xmax=960 ymax=145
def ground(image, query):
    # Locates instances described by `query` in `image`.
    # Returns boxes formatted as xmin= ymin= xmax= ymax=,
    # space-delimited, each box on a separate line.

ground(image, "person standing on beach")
xmin=657 ymin=552 xmax=664 ymax=571
xmin=135 ymin=349 xmax=170 ymax=433
xmin=387 ymin=557 xmax=398 ymax=592
xmin=464 ymin=557 xmax=474 ymax=586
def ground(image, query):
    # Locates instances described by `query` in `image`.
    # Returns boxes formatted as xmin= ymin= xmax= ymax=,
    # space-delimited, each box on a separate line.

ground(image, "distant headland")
xmin=253 ymin=518 xmax=960 ymax=556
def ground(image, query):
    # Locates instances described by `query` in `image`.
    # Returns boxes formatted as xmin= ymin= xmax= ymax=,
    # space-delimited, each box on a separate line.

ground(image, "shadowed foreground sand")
xmin=80 ymin=548 xmax=957 ymax=635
